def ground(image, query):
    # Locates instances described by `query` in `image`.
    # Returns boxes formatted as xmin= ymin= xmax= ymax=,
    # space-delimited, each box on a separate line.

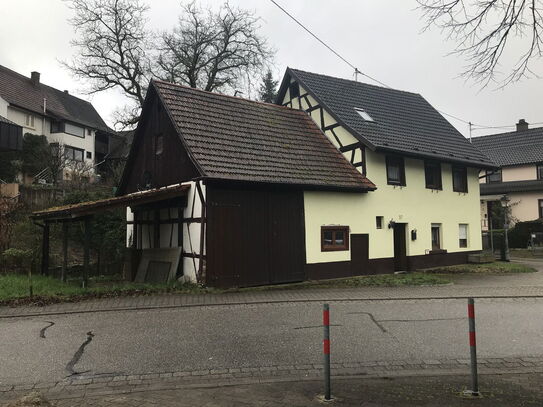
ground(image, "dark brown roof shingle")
xmin=0 ymin=64 xmax=110 ymax=132
xmin=152 ymin=80 xmax=375 ymax=191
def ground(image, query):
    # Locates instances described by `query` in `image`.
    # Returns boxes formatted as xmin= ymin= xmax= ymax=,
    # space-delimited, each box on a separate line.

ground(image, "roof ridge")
xmin=151 ymin=79 xmax=298 ymax=113
xmin=0 ymin=64 xmax=94 ymax=106
xmin=288 ymin=67 xmax=421 ymax=97
xmin=472 ymin=126 xmax=543 ymax=140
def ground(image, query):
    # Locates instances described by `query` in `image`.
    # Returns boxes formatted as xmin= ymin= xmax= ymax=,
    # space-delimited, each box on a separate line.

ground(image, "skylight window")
xmin=354 ymin=108 xmax=374 ymax=122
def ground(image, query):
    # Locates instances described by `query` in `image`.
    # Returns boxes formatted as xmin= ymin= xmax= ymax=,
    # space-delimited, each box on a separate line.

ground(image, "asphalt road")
xmin=1 ymin=297 xmax=542 ymax=385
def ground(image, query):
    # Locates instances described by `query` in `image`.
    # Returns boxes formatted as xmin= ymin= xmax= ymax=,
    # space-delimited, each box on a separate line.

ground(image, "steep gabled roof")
xmin=278 ymin=68 xmax=495 ymax=169
xmin=151 ymin=80 xmax=375 ymax=192
xmin=472 ymin=127 xmax=543 ymax=167
xmin=0 ymin=64 xmax=110 ymax=132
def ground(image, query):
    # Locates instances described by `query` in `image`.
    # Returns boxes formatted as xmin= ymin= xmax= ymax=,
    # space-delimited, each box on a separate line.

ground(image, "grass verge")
xmin=422 ymin=261 xmax=536 ymax=274
xmin=0 ymin=271 xmax=450 ymax=307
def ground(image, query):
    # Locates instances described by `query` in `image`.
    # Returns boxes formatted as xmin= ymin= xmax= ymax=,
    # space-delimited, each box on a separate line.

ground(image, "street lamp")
xmin=500 ymin=195 xmax=511 ymax=262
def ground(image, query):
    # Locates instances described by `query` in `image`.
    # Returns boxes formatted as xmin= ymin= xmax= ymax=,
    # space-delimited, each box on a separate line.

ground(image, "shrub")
xmin=508 ymin=220 xmax=543 ymax=248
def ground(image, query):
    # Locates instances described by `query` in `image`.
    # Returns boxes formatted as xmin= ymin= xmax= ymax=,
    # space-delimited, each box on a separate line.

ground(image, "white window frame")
xmin=25 ymin=113 xmax=35 ymax=129
xmin=354 ymin=107 xmax=374 ymax=122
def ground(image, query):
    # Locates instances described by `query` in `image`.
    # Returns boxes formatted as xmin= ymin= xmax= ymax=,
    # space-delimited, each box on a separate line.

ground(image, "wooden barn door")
xmin=268 ymin=191 xmax=305 ymax=284
xmin=206 ymin=186 xmax=305 ymax=288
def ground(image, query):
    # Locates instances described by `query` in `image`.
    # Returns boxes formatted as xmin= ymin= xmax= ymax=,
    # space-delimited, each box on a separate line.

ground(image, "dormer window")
xmin=354 ymin=108 xmax=374 ymax=122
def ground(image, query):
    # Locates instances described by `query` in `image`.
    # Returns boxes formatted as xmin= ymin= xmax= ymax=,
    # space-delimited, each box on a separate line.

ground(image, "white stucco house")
xmin=0 ymin=64 xmax=114 ymax=182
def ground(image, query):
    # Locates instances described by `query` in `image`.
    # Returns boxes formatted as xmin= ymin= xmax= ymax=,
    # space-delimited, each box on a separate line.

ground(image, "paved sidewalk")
xmin=3 ymin=271 xmax=543 ymax=319
xmin=2 ymin=355 xmax=543 ymax=402
xmin=3 ymin=367 xmax=543 ymax=406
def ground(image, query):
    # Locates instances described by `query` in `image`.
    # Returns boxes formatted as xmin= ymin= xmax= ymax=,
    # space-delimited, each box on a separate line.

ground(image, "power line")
xmin=268 ymin=0 xmax=391 ymax=89
xmin=268 ymin=0 xmax=543 ymax=132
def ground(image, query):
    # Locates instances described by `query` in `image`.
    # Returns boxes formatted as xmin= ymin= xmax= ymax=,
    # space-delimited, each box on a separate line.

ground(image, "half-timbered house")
xmin=276 ymin=68 xmax=496 ymax=275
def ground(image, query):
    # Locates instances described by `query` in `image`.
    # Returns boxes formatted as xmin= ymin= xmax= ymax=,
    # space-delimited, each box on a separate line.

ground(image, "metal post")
xmin=323 ymin=303 xmax=331 ymax=401
xmin=467 ymin=298 xmax=479 ymax=396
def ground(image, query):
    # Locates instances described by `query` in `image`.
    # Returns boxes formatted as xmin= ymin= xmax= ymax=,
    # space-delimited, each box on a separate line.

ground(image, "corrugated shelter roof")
xmin=0 ymin=64 xmax=110 ymax=132
xmin=480 ymin=179 xmax=543 ymax=195
xmin=0 ymin=114 xmax=18 ymax=126
xmin=472 ymin=127 xmax=543 ymax=167
xmin=32 ymin=184 xmax=190 ymax=221
xmin=279 ymin=68 xmax=495 ymax=168
xmin=152 ymin=80 xmax=376 ymax=191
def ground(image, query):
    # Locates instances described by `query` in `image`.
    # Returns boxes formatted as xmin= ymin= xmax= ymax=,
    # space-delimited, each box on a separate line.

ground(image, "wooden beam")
xmin=305 ymin=104 xmax=320 ymax=113
xmin=339 ymin=142 xmax=362 ymax=153
xmin=41 ymin=222 xmax=50 ymax=276
xmin=61 ymin=222 xmax=68 ymax=282
xmin=353 ymin=162 xmax=364 ymax=168
xmin=323 ymin=123 xmax=340 ymax=132
xmin=83 ymin=217 xmax=91 ymax=288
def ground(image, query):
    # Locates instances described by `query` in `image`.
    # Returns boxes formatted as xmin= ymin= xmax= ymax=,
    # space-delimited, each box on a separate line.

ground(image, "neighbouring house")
xmin=0 ymin=64 xmax=114 ymax=183
xmin=32 ymin=71 xmax=495 ymax=288
xmin=473 ymin=120 xmax=543 ymax=230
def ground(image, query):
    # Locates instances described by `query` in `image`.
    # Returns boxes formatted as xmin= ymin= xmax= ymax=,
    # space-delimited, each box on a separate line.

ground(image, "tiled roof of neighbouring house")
xmin=152 ymin=80 xmax=376 ymax=191
xmin=279 ymin=68 xmax=495 ymax=168
xmin=0 ymin=64 xmax=110 ymax=132
xmin=472 ymin=127 xmax=543 ymax=167
xmin=480 ymin=179 xmax=543 ymax=195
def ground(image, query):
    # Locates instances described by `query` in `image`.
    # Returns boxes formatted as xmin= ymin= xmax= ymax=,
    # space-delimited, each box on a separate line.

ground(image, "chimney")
xmin=30 ymin=71 xmax=40 ymax=86
xmin=516 ymin=119 xmax=529 ymax=132
xmin=64 ymin=90 xmax=69 ymax=94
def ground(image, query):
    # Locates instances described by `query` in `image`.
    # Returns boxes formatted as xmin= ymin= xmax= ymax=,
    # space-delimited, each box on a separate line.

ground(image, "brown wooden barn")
xmin=115 ymin=80 xmax=376 ymax=288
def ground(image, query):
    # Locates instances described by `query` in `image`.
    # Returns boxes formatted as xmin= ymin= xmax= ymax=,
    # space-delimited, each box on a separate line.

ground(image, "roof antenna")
xmin=469 ymin=121 xmax=472 ymax=143
xmin=234 ymin=90 xmax=244 ymax=97
xmin=354 ymin=68 xmax=360 ymax=82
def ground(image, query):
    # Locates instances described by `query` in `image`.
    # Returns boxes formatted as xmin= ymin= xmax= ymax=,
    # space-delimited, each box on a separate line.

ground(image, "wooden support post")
xmin=41 ymin=221 xmax=50 ymax=276
xmin=83 ymin=217 xmax=91 ymax=288
xmin=61 ymin=222 xmax=68 ymax=282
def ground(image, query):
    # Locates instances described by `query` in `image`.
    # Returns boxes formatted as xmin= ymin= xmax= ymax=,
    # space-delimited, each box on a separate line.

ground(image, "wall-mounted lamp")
xmin=411 ymin=229 xmax=417 ymax=241
xmin=388 ymin=220 xmax=396 ymax=229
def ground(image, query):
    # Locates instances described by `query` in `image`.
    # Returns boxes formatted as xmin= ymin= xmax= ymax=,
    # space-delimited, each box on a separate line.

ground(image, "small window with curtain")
xmin=155 ymin=133 xmax=164 ymax=155
xmin=452 ymin=166 xmax=468 ymax=193
xmin=539 ymin=199 xmax=543 ymax=219
xmin=424 ymin=161 xmax=442 ymax=190
xmin=386 ymin=156 xmax=406 ymax=186
xmin=321 ymin=226 xmax=349 ymax=251
xmin=376 ymin=216 xmax=384 ymax=229
xmin=459 ymin=224 xmax=468 ymax=248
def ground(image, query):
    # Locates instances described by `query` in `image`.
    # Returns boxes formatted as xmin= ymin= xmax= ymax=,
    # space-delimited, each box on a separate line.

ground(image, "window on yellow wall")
xmin=459 ymin=224 xmax=468 ymax=248
xmin=321 ymin=226 xmax=349 ymax=251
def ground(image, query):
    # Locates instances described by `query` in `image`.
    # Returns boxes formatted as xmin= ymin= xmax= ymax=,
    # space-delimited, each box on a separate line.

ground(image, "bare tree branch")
xmin=62 ymin=0 xmax=152 ymax=124
xmin=418 ymin=0 xmax=543 ymax=87
xmin=156 ymin=1 xmax=274 ymax=94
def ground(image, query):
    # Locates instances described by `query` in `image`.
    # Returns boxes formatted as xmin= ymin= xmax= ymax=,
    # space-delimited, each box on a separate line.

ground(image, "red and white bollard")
xmin=323 ymin=303 xmax=331 ymax=400
xmin=467 ymin=298 xmax=479 ymax=396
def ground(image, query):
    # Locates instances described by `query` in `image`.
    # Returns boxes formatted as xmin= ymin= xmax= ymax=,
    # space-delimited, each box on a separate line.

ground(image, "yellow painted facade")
xmin=284 ymin=83 xmax=482 ymax=264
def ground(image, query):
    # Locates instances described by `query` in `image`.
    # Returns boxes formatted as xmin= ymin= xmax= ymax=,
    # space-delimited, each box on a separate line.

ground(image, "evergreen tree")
xmin=258 ymin=70 xmax=278 ymax=103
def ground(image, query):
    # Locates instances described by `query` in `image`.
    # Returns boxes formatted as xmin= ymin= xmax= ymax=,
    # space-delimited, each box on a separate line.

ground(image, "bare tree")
xmin=63 ymin=0 xmax=152 ymax=126
xmin=156 ymin=1 xmax=274 ymax=93
xmin=418 ymin=0 xmax=543 ymax=86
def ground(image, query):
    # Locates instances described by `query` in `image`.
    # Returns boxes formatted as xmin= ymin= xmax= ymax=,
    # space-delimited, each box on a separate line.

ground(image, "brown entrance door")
xmin=351 ymin=234 xmax=369 ymax=276
xmin=393 ymin=223 xmax=408 ymax=271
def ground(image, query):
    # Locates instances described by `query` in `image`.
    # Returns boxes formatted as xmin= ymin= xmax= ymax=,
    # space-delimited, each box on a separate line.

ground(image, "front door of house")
xmin=393 ymin=223 xmax=408 ymax=271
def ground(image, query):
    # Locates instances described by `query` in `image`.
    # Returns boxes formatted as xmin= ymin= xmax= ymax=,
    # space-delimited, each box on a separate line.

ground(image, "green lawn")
xmin=422 ymin=261 xmax=537 ymax=274
xmin=0 ymin=273 xmax=206 ymax=305
xmin=0 ymin=271 xmax=450 ymax=306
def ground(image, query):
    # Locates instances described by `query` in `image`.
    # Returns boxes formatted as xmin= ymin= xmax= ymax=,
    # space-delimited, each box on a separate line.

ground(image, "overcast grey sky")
xmin=1 ymin=0 xmax=542 ymax=137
